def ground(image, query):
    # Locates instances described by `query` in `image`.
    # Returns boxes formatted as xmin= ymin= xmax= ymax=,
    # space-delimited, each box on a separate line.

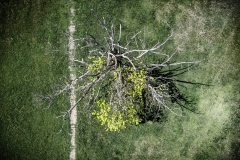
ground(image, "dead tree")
xmin=37 ymin=12 xmax=205 ymax=131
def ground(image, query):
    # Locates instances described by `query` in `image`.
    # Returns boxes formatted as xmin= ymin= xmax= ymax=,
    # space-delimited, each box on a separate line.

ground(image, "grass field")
xmin=1 ymin=0 xmax=240 ymax=159
xmin=74 ymin=0 xmax=240 ymax=159
xmin=0 ymin=0 xmax=71 ymax=159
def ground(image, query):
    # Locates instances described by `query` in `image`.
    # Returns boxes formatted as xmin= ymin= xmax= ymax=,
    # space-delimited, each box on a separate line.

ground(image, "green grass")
xmin=1 ymin=0 xmax=239 ymax=159
xmin=74 ymin=0 xmax=240 ymax=159
xmin=0 ymin=0 xmax=71 ymax=159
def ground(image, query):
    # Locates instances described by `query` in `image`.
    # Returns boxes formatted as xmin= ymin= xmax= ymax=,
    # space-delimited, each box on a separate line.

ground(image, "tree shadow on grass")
xmin=139 ymin=64 xmax=209 ymax=123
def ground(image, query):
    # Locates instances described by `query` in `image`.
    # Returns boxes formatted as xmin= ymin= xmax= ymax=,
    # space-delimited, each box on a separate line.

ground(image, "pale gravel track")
xmin=68 ymin=3 xmax=77 ymax=160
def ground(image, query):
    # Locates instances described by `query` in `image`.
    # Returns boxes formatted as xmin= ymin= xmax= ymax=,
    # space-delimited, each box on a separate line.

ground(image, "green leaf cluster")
xmin=92 ymin=99 xmax=141 ymax=131
xmin=87 ymin=56 xmax=105 ymax=73
xmin=126 ymin=67 xmax=146 ymax=98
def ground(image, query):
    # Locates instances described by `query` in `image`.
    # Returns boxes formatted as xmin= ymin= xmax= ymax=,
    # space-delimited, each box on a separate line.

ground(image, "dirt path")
xmin=68 ymin=3 xmax=77 ymax=160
